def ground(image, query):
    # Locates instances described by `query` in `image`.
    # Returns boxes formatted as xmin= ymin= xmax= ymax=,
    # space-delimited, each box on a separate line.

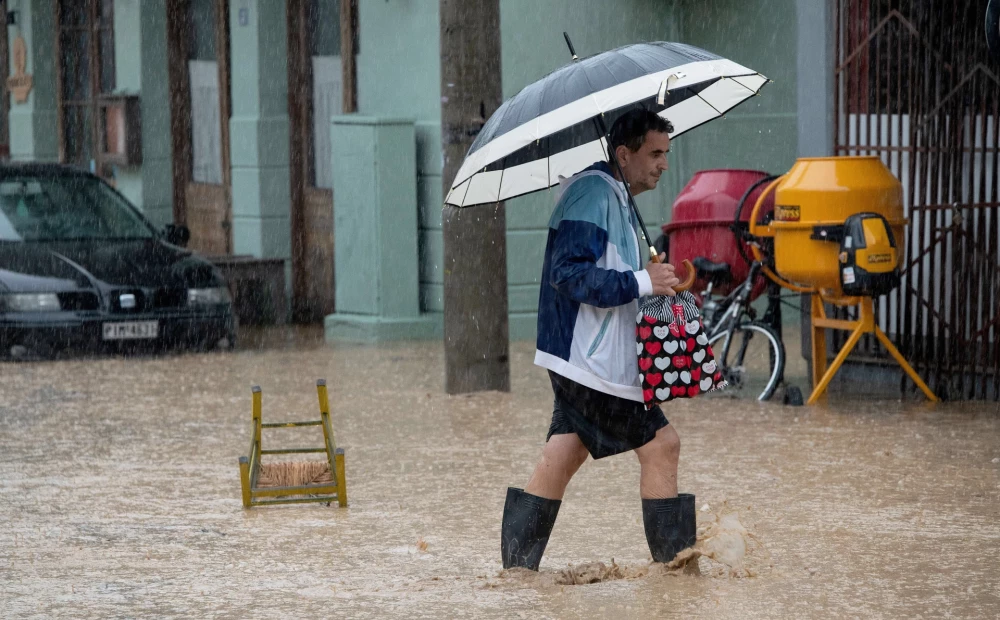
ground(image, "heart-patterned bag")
xmin=636 ymin=291 xmax=727 ymax=409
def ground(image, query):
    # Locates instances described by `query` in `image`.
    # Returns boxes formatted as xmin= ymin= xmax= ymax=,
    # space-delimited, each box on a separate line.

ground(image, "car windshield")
xmin=0 ymin=174 xmax=155 ymax=242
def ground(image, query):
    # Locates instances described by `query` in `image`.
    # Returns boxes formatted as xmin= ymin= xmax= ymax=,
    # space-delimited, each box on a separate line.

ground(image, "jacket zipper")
xmin=587 ymin=310 xmax=614 ymax=358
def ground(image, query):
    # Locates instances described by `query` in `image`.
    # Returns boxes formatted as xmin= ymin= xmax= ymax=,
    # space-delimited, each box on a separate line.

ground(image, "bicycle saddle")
xmin=692 ymin=256 xmax=733 ymax=284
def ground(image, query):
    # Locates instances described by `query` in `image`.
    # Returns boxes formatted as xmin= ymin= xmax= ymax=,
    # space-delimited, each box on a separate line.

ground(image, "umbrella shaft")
xmin=563 ymin=31 xmax=655 ymax=261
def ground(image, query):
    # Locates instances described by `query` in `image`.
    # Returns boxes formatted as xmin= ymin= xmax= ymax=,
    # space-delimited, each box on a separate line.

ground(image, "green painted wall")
xmin=676 ymin=0 xmax=798 ymax=178
xmin=353 ymin=0 xmax=444 ymax=331
xmin=678 ymin=0 xmax=800 ymax=325
xmin=356 ymin=1 xmax=441 ymax=121
xmin=7 ymin=0 xmax=58 ymax=162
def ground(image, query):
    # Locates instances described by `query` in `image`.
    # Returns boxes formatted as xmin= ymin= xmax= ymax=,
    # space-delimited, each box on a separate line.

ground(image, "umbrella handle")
xmin=649 ymin=254 xmax=696 ymax=293
xmin=674 ymin=259 xmax=696 ymax=292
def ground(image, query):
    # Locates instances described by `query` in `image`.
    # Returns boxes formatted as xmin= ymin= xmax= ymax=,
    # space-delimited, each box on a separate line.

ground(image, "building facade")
xmin=8 ymin=0 xmax=998 ymax=399
xmin=3 ymin=0 xmax=802 ymax=338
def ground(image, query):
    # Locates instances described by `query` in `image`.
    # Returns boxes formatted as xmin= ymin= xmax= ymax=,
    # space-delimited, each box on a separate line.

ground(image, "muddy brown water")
xmin=1 ymin=326 xmax=998 ymax=618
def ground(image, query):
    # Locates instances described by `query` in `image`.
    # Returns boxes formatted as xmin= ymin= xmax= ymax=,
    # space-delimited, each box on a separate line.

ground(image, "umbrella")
xmin=444 ymin=37 xmax=770 ymax=210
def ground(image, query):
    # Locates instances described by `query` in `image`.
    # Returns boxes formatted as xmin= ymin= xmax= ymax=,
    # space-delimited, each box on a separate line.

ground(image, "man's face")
xmin=617 ymin=130 xmax=670 ymax=194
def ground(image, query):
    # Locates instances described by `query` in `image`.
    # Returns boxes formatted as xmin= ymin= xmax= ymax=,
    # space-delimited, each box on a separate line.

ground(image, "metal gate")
xmin=834 ymin=0 xmax=1000 ymax=400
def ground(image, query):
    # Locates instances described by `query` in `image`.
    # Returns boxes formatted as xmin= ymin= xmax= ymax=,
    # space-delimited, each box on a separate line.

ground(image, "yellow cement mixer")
xmin=746 ymin=156 xmax=937 ymax=405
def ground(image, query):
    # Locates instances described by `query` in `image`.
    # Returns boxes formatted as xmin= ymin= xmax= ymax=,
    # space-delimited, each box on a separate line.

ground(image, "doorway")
xmin=287 ymin=0 xmax=356 ymax=321
xmin=166 ymin=0 xmax=232 ymax=255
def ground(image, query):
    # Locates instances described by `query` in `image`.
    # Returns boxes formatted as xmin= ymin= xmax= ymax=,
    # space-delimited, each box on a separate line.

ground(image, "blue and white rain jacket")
xmin=534 ymin=161 xmax=653 ymax=401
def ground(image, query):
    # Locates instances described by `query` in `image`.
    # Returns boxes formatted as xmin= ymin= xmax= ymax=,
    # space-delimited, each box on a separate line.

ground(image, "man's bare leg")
xmin=502 ymin=434 xmax=588 ymax=570
xmin=523 ymin=433 xmax=590 ymax=500
xmin=634 ymin=425 xmax=680 ymax=499
xmin=635 ymin=424 xmax=694 ymax=563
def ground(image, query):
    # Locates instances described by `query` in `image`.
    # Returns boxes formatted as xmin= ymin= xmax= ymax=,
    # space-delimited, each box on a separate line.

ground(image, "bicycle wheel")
xmin=708 ymin=321 xmax=785 ymax=401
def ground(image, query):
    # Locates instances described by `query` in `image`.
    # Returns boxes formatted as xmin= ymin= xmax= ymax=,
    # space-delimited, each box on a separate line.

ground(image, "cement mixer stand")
xmin=808 ymin=296 xmax=937 ymax=405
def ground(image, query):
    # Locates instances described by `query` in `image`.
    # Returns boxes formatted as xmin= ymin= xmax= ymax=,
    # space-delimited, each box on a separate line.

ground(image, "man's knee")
xmin=638 ymin=425 xmax=680 ymax=465
xmin=542 ymin=435 xmax=589 ymax=474
xmin=660 ymin=426 xmax=680 ymax=459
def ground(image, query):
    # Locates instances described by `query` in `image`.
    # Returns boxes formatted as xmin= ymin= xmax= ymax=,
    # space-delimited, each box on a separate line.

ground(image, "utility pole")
xmin=439 ymin=0 xmax=510 ymax=394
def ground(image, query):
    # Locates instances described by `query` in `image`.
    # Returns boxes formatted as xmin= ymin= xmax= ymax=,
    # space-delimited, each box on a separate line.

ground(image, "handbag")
xmin=636 ymin=291 xmax=727 ymax=408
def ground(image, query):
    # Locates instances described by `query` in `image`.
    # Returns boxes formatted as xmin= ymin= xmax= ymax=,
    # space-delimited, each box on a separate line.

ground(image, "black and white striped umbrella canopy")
xmin=445 ymin=42 xmax=769 ymax=208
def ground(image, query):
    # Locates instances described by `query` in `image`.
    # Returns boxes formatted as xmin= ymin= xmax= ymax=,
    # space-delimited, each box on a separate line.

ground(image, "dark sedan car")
xmin=0 ymin=163 xmax=235 ymax=359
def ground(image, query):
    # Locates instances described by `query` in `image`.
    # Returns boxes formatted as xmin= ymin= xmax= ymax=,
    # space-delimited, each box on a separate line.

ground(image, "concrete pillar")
xmin=227 ymin=0 xmax=291 ymax=261
xmin=796 ymin=0 xmax=834 ymax=158
xmin=796 ymin=0 xmax=836 ymax=368
xmin=325 ymin=116 xmax=441 ymax=342
xmin=137 ymin=1 xmax=174 ymax=226
xmin=7 ymin=0 xmax=58 ymax=162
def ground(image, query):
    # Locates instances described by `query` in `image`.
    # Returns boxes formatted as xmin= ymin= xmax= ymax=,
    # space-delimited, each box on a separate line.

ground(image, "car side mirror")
xmin=164 ymin=223 xmax=191 ymax=247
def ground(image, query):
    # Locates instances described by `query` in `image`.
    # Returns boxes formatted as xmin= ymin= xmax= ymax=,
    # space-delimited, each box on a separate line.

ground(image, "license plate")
xmin=102 ymin=320 xmax=159 ymax=340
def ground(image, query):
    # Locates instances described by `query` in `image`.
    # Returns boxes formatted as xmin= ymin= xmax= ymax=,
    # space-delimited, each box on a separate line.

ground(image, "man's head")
xmin=607 ymin=109 xmax=673 ymax=195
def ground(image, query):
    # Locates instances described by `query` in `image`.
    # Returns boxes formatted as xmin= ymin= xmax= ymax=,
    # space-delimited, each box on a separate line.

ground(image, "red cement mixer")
xmin=660 ymin=169 xmax=776 ymax=301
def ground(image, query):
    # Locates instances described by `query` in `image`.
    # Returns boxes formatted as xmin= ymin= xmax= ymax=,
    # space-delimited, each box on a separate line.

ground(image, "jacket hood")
xmin=554 ymin=161 xmax=628 ymax=206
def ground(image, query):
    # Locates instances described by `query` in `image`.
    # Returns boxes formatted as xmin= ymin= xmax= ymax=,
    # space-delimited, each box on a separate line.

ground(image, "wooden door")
xmin=287 ymin=0 xmax=355 ymax=321
xmin=167 ymin=0 xmax=232 ymax=255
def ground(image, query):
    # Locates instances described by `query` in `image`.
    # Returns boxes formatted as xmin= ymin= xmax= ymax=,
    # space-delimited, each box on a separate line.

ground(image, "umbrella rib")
xmin=459 ymin=172 xmax=473 ymax=207
xmin=495 ymin=157 xmax=506 ymax=204
xmin=694 ymin=86 xmax=725 ymax=117
xmin=727 ymin=75 xmax=760 ymax=95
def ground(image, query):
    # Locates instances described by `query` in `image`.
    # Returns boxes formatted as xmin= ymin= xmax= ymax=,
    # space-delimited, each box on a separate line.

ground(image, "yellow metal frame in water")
xmin=238 ymin=380 xmax=348 ymax=508
xmin=808 ymin=296 xmax=938 ymax=405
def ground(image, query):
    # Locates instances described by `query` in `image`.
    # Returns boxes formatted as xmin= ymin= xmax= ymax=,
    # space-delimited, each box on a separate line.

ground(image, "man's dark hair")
xmin=607 ymin=108 xmax=674 ymax=153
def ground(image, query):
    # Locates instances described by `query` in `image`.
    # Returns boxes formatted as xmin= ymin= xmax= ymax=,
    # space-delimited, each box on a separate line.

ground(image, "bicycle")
xmin=691 ymin=256 xmax=802 ymax=404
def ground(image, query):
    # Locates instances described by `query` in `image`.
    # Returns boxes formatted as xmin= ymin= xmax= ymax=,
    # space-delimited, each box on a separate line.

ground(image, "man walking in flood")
xmin=501 ymin=109 xmax=696 ymax=570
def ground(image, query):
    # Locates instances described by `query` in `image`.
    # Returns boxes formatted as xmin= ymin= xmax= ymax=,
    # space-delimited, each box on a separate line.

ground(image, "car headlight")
xmin=187 ymin=287 xmax=231 ymax=305
xmin=1 ymin=293 xmax=62 ymax=312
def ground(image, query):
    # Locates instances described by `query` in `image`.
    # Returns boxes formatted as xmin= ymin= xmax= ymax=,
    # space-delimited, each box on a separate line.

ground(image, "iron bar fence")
xmin=834 ymin=0 xmax=1000 ymax=400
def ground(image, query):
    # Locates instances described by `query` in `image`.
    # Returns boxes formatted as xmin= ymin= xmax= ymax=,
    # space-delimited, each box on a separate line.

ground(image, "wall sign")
xmin=7 ymin=34 xmax=33 ymax=103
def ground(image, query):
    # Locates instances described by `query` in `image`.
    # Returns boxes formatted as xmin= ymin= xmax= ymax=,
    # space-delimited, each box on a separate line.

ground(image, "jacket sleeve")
xmin=548 ymin=184 xmax=650 ymax=308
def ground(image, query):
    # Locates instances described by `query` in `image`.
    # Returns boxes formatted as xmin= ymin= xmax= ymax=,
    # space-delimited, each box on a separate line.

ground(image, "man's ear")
xmin=614 ymin=144 xmax=631 ymax=166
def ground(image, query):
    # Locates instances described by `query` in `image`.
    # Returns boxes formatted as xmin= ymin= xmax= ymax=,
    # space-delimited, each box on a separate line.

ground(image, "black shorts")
xmin=546 ymin=371 xmax=669 ymax=460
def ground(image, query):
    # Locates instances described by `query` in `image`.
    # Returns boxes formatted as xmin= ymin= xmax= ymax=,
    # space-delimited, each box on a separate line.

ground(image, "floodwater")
xmin=1 ymin=326 xmax=998 ymax=619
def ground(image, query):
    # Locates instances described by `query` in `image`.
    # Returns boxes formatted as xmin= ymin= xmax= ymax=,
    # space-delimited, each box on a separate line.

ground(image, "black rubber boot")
xmin=642 ymin=493 xmax=697 ymax=563
xmin=501 ymin=487 xmax=561 ymax=570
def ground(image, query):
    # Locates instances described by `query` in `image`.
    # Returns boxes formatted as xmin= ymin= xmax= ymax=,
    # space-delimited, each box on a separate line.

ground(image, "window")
xmin=56 ymin=0 xmax=116 ymax=171
xmin=0 ymin=175 xmax=153 ymax=242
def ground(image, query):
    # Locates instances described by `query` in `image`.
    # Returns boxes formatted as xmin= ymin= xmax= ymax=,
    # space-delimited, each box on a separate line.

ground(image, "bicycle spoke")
xmin=709 ymin=323 xmax=785 ymax=401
